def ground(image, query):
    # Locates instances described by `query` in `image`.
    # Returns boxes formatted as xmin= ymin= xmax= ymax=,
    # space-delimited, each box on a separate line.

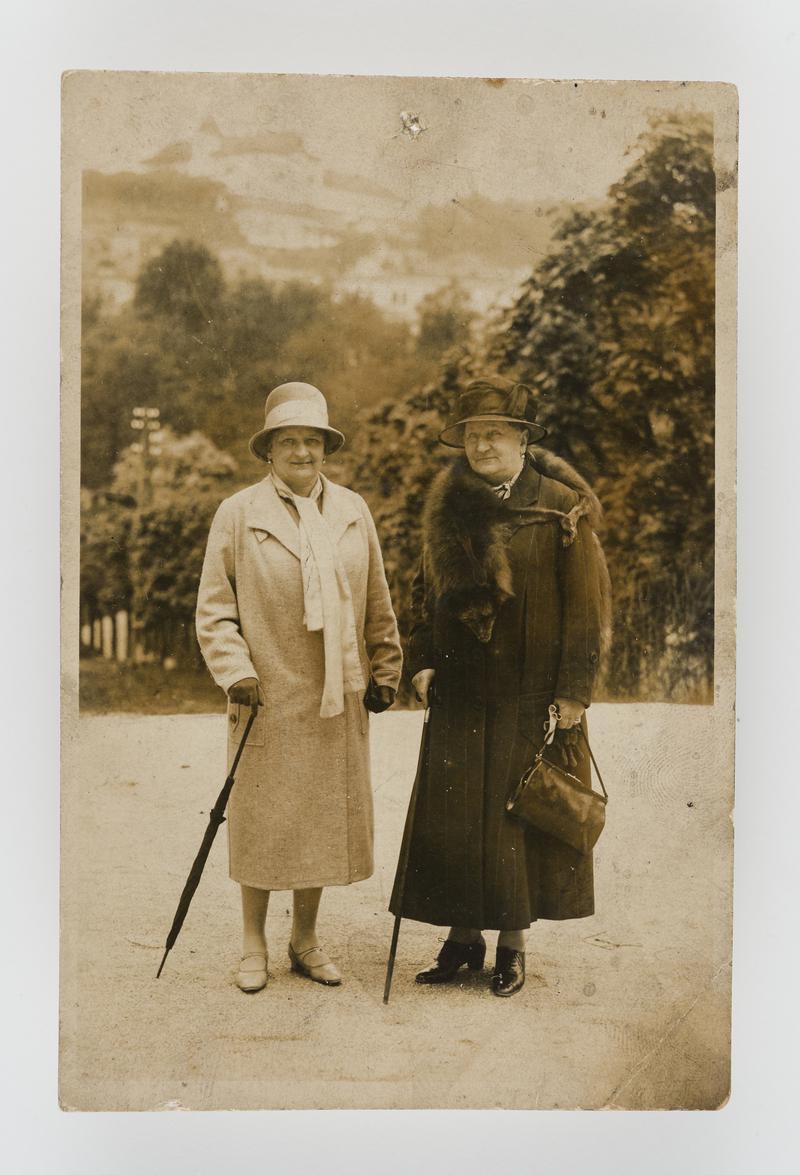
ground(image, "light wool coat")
xmin=196 ymin=475 xmax=402 ymax=890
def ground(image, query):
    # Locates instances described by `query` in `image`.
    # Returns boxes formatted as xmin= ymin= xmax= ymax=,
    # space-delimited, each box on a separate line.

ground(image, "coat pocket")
xmin=227 ymin=702 xmax=266 ymax=748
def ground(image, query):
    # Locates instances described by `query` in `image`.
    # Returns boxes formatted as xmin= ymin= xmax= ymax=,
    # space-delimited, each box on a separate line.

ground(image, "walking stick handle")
xmin=229 ymin=704 xmax=259 ymax=777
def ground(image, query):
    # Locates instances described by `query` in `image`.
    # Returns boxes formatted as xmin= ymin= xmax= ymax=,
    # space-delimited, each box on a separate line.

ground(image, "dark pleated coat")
xmin=389 ymin=455 xmax=610 ymax=930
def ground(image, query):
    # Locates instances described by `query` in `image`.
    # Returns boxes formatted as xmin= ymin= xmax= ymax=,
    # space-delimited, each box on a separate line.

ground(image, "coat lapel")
xmin=320 ymin=475 xmax=362 ymax=544
xmin=506 ymin=460 xmax=542 ymax=510
xmin=245 ymin=477 xmax=301 ymax=559
xmin=245 ymin=475 xmax=361 ymax=559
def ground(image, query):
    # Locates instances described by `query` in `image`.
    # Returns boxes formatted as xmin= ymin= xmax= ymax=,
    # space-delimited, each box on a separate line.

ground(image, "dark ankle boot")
xmin=415 ymin=936 xmax=487 ymax=984
xmin=492 ymin=947 xmax=525 ymax=997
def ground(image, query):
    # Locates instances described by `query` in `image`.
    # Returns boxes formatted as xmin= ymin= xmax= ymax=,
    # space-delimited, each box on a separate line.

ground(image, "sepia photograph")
xmin=60 ymin=71 xmax=737 ymax=1111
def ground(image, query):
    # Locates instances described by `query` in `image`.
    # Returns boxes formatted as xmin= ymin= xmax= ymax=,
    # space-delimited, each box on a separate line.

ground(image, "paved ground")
xmin=60 ymin=704 xmax=731 ymax=1110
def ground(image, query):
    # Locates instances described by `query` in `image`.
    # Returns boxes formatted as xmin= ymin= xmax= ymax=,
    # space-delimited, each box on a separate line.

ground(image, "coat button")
xmin=590 ymin=651 xmax=599 ymax=664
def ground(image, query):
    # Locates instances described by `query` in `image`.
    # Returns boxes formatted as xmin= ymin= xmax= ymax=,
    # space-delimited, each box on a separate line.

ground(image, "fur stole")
xmin=423 ymin=448 xmax=611 ymax=649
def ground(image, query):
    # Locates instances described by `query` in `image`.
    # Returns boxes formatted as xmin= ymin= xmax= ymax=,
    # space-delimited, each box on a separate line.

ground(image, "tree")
xmin=80 ymin=309 xmax=172 ymax=488
xmin=80 ymin=429 xmax=240 ymax=663
xmin=342 ymin=353 xmax=478 ymax=696
xmin=488 ymin=113 xmax=715 ymax=698
xmin=134 ymin=240 xmax=224 ymax=333
xmin=82 ymin=239 xmax=233 ymax=486
xmin=80 ymin=487 xmax=133 ymax=618
xmin=346 ymin=114 xmax=716 ymax=702
xmin=273 ymin=292 xmax=421 ymax=432
xmin=415 ymin=282 xmax=475 ymax=362
xmin=82 ymin=260 xmax=438 ymax=486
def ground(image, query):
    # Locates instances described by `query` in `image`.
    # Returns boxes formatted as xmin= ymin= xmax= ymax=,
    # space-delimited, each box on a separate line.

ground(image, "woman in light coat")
xmin=196 ymin=382 xmax=402 ymax=992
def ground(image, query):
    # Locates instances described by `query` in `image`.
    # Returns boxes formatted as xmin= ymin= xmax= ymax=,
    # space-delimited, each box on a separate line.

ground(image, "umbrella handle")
xmin=229 ymin=703 xmax=258 ymax=778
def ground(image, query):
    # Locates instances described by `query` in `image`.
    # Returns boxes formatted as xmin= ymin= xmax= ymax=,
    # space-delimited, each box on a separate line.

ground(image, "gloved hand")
xmin=411 ymin=669 xmax=435 ymax=707
xmin=555 ymin=728 xmax=583 ymax=770
xmin=553 ymin=698 xmax=585 ymax=769
xmin=364 ymin=680 xmax=397 ymax=714
xmin=228 ymin=677 xmax=263 ymax=708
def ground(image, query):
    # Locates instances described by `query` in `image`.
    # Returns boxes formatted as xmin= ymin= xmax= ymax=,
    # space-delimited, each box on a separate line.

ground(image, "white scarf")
xmin=271 ymin=473 xmax=365 ymax=718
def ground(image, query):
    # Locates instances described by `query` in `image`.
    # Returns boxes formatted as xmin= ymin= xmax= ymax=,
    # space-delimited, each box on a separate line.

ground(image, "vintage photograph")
xmin=60 ymin=72 xmax=737 ymax=1110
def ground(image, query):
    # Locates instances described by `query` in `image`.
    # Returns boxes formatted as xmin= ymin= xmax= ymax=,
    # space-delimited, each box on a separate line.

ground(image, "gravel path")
xmin=60 ymin=705 xmax=731 ymax=1110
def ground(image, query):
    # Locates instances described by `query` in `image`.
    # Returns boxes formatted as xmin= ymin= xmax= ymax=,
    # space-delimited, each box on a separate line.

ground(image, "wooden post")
xmin=80 ymin=602 xmax=92 ymax=648
xmin=115 ymin=610 xmax=129 ymax=663
xmin=101 ymin=615 xmax=114 ymax=659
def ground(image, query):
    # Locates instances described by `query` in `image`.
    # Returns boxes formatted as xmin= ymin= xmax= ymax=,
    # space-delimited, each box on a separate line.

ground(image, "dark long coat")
xmin=389 ymin=452 xmax=611 ymax=931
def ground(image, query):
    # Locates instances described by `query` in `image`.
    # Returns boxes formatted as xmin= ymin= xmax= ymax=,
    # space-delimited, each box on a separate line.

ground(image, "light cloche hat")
xmin=249 ymin=382 xmax=345 ymax=461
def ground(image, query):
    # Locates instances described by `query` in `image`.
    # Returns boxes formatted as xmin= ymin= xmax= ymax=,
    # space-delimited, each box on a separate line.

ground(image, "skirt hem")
xmin=387 ymin=906 xmax=595 ymax=930
xmin=231 ymin=867 xmax=374 ymax=891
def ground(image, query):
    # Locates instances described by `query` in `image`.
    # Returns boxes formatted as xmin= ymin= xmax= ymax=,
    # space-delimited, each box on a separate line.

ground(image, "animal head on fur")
xmin=527 ymin=445 xmax=604 ymax=534
xmin=449 ymin=593 xmax=505 ymax=644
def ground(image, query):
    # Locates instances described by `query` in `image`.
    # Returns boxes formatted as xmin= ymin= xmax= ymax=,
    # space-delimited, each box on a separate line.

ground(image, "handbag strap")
xmin=538 ymin=703 xmax=609 ymax=800
xmin=577 ymin=726 xmax=608 ymax=800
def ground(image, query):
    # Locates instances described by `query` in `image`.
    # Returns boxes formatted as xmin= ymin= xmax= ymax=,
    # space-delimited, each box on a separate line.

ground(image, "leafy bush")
xmin=345 ymin=115 xmax=716 ymax=703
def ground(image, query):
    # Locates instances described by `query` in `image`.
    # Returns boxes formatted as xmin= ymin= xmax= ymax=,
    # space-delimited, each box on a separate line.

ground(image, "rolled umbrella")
xmin=383 ymin=703 xmax=431 ymax=1004
xmin=156 ymin=704 xmax=258 ymax=978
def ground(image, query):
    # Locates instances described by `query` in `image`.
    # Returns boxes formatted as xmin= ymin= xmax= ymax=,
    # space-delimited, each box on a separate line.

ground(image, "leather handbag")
xmin=505 ymin=704 xmax=608 ymax=855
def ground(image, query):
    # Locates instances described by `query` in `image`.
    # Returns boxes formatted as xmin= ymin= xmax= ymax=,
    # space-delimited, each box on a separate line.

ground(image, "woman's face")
xmin=463 ymin=420 xmax=527 ymax=483
xmin=268 ymin=426 xmax=327 ymax=495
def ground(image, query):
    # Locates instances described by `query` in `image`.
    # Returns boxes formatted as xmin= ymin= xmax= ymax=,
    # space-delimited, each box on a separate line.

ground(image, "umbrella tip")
xmin=156 ymin=949 xmax=169 ymax=979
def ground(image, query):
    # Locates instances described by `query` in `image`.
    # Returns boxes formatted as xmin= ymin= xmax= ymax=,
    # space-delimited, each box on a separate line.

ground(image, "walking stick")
xmin=383 ymin=703 xmax=431 ymax=1004
xmin=156 ymin=704 xmax=258 ymax=978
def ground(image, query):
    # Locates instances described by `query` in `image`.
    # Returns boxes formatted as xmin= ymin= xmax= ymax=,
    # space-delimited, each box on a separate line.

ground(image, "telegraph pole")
xmin=129 ymin=406 xmax=162 ymax=662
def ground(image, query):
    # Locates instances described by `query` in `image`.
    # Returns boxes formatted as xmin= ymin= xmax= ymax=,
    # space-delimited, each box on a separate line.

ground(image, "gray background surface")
xmin=4 ymin=0 xmax=798 ymax=1170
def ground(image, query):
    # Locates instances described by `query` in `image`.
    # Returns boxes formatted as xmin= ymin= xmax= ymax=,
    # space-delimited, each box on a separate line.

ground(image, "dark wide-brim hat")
xmin=438 ymin=376 xmax=548 ymax=448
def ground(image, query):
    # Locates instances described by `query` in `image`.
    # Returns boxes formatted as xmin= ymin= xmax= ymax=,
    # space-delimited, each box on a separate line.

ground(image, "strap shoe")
xmin=236 ymin=951 xmax=268 ymax=993
xmin=288 ymin=943 xmax=342 ymax=986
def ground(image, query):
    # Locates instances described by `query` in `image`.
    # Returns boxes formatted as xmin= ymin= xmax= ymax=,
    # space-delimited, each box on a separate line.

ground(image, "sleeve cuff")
xmin=217 ymin=668 xmax=260 ymax=694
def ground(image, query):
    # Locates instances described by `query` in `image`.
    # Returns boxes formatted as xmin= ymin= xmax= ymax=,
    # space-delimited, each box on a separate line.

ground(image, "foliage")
xmin=81 ymin=251 xmax=431 ymax=488
xmin=81 ymin=114 xmax=717 ymax=702
xmin=415 ymin=282 xmax=476 ymax=361
xmin=79 ymin=659 xmax=225 ymax=715
xmin=134 ymin=239 xmax=225 ymax=332
xmin=81 ymin=430 xmax=239 ymax=661
xmin=347 ymin=114 xmax=716 ymax=702
xmin=341 ymin=354 xmax=478 ymax=694
xmin=488 ymin=113 xmax=715 ymax=698
xmin=80 ymin=486 xmax=133 ymax=616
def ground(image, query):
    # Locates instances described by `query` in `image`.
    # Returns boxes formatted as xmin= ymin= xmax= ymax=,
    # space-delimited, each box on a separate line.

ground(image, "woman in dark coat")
xmin=389 ymin=376 xmax=611 ymax=996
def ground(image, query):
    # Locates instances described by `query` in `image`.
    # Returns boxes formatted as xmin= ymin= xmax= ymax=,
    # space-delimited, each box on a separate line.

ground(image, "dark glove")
xmin=555 ymin=727 xmax=583 ymax=771
xmin=228 ymin=677 xmax=263 ymax=708
xmin=364 ymin=680 xmax=396 ymax=714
